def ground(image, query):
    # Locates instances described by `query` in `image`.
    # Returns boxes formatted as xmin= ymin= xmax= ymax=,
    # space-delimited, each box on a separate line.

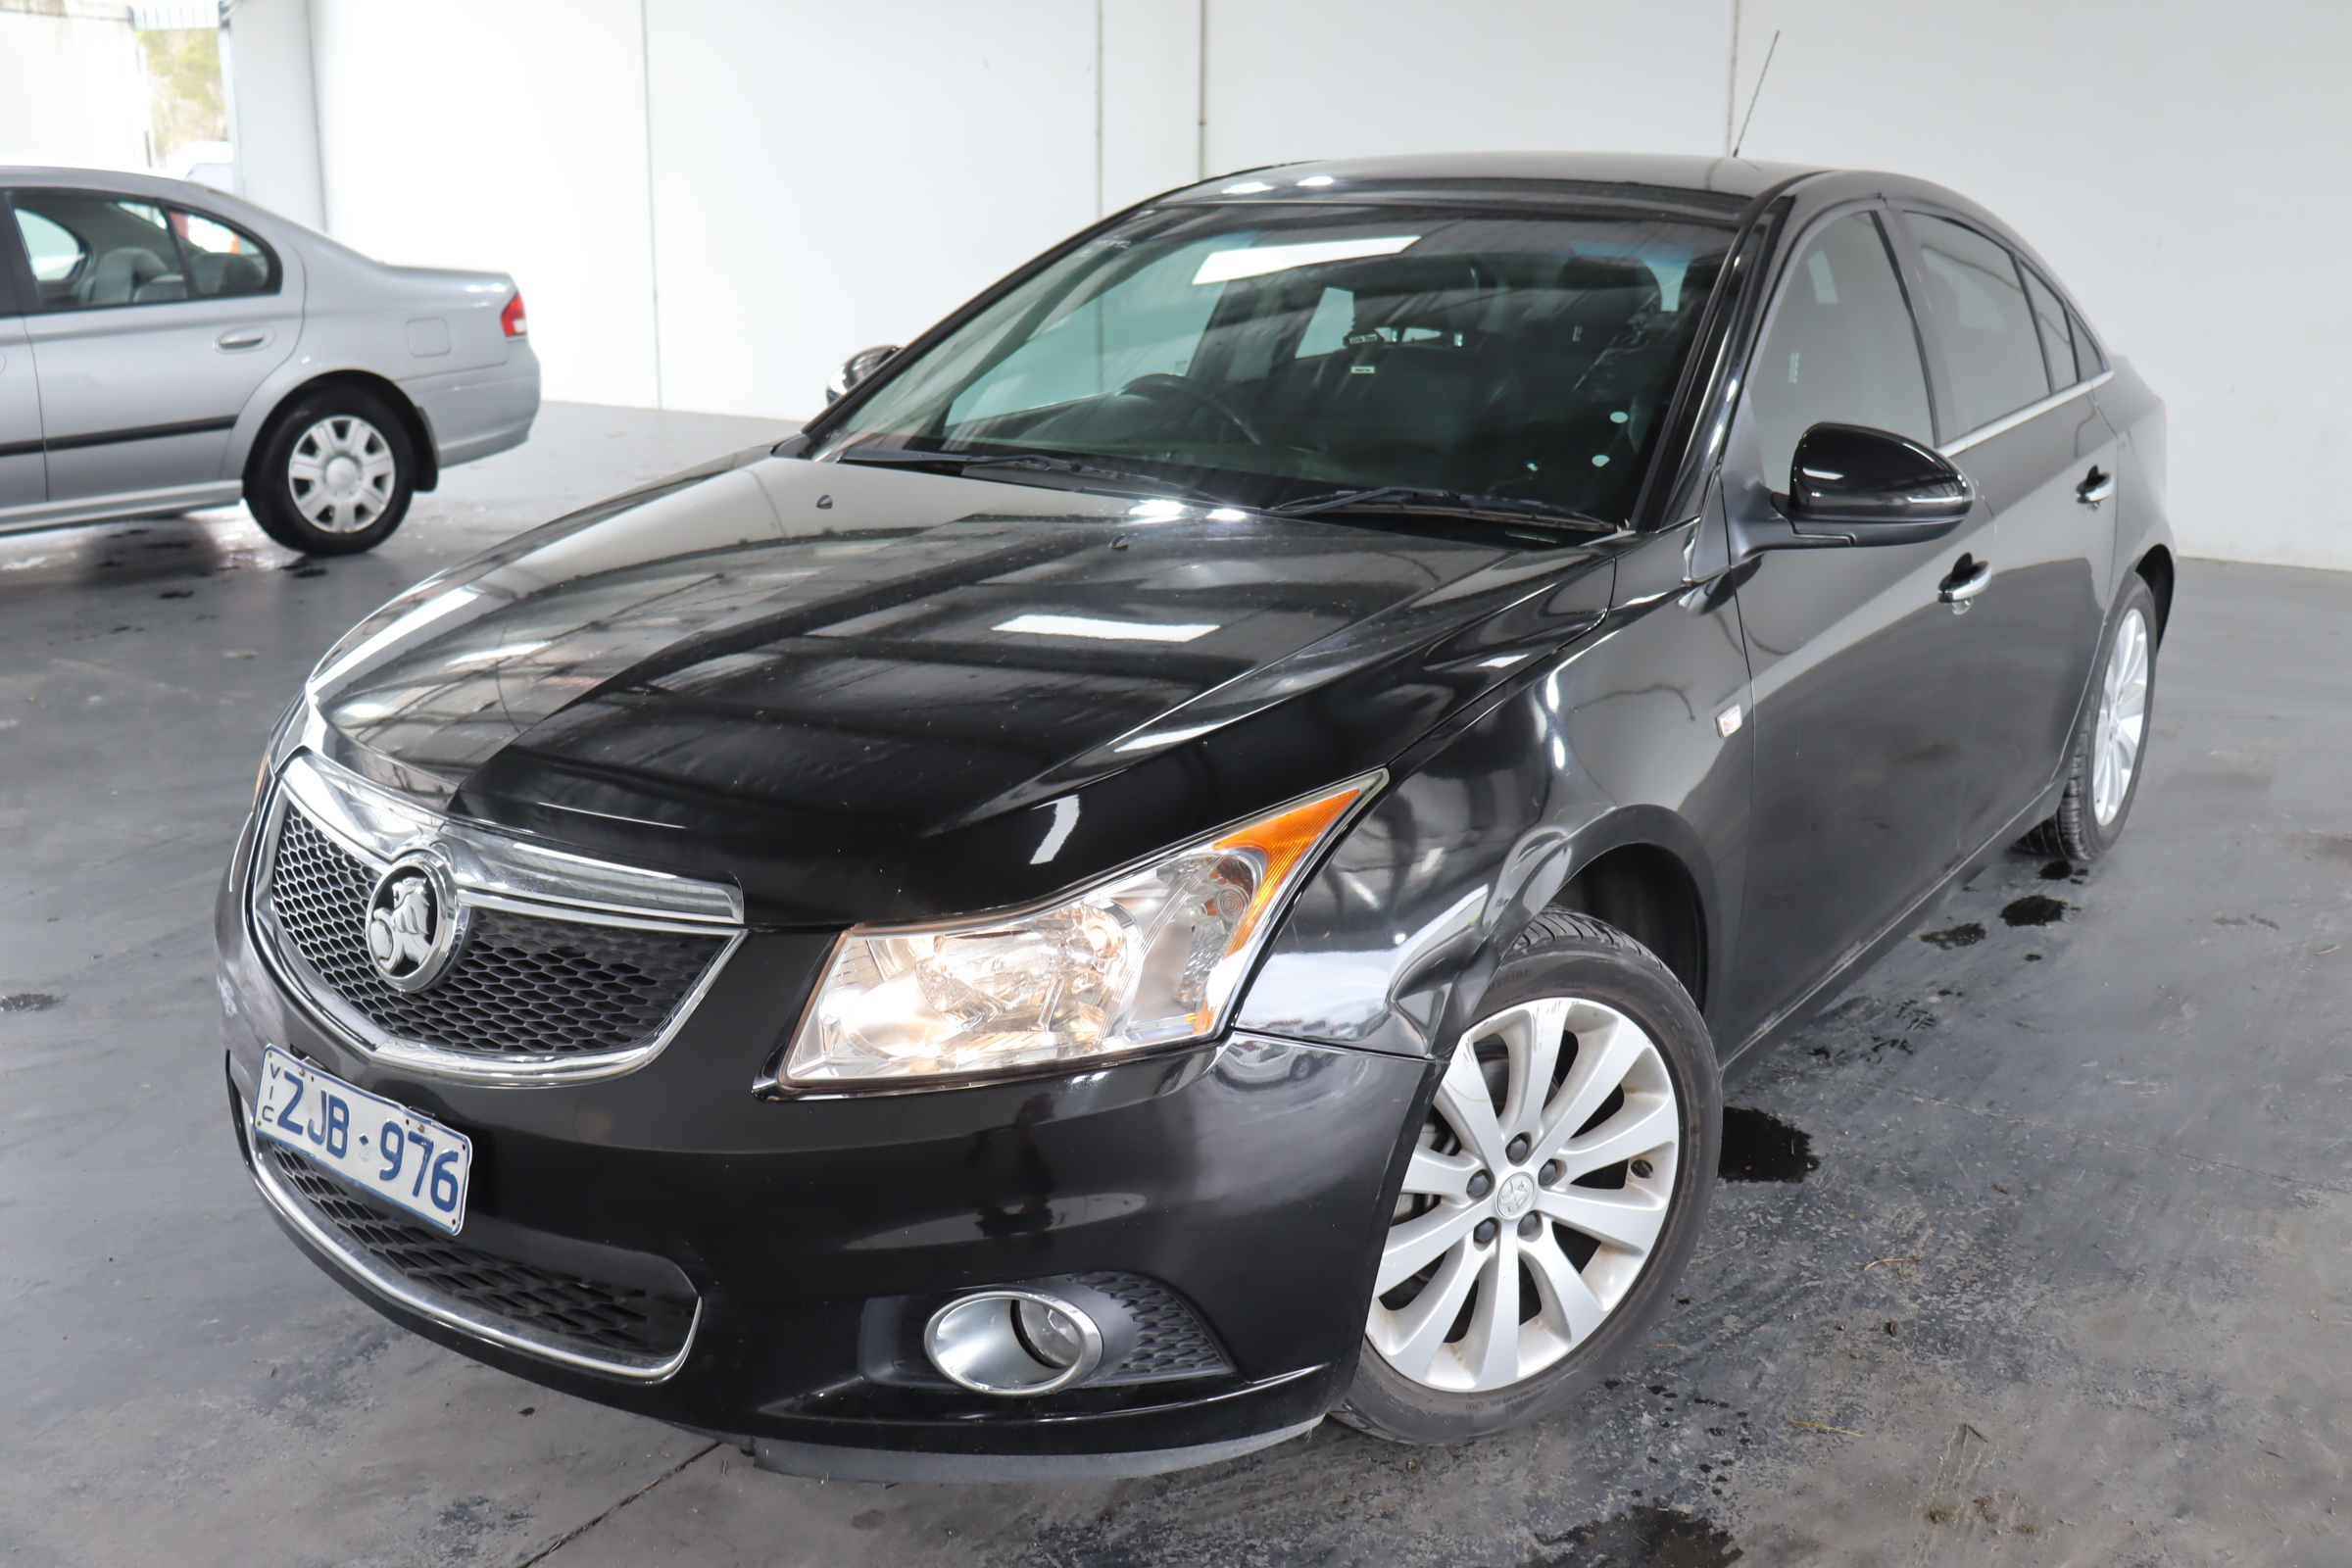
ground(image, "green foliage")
xmin=141 ymin=27 xmax=225 ymax=165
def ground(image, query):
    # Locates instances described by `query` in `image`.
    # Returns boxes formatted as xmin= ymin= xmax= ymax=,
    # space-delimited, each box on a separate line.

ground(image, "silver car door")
xmin=0 ymin=204 xmax=42 ymax=514
xmin=13 ymin=190 xmax=297 ymax=508
xmin=0 ymin=316 xmax=41 ymax=514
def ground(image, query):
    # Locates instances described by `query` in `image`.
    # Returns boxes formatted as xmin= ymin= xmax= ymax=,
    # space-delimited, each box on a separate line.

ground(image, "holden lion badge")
xmin=364 ymin=850 xmax=469 ymax=993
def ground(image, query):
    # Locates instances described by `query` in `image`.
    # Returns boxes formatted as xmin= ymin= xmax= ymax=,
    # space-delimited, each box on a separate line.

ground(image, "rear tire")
xmin=1336 ymin=909 xmax=1720 ymax=1446
xmin=246 ymin=390 xmax=416 ymax=556
xmin=2026 ymin=575 xmax=2157 ymax=863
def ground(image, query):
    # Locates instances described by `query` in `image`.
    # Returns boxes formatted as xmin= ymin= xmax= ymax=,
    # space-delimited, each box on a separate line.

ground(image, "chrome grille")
xmin=265 ymin=1143 xmax=698 ymax=1363
xmin=266 ymin=806 xmax=728 ymax=1060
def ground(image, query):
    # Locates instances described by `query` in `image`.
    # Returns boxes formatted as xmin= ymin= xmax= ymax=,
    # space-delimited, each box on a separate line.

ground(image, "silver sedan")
xmin=0 ymin=166 xmax=539 ymax=554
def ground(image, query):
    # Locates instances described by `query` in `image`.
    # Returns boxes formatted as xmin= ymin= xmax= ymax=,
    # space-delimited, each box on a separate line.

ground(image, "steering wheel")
xmin=1120 ymin=373 xmax=1265 ymax=446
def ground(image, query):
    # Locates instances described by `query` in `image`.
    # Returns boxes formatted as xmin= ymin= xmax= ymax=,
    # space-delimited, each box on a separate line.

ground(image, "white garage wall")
xmin=1202 ymin=0 xmax=1732 ymax=169
xmin=306 ymin=0 xmax=662 ymax=410
xmin=0 ymin=6 xmax=153 ymax=172
xmin=1722 ymin=0 xmax=2352 ymax=570
xmin=641 ymin=1 xmax=1107 ymax=416
xmin=238 ymin=0 xmax=2352 ymax=569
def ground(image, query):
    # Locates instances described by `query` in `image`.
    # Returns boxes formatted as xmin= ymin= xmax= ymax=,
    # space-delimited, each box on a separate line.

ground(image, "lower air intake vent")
xmin=264 ymin=1142 xmax=697 ymax=1366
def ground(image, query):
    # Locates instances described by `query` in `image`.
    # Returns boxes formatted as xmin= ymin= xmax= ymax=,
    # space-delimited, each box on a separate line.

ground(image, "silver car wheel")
xmin=1369 ymin=995 xmax=1681 ymax=1394
xmin=287 ymin=416 xmax=398 ymax=534
xmin=2091 ymin=607 xmax=2150 ymax=827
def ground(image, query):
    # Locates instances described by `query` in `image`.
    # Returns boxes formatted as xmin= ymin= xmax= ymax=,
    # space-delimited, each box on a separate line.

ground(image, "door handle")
xmin=2076 ymin=466 xmax=2115 ymax=508
xmin=1938 ymin=553 xmax=1992 ymax=611
xmin=216 ymin=328 xmax=269 ymax=351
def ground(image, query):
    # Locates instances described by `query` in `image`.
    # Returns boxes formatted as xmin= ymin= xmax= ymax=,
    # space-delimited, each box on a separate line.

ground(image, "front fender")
xmin=1236 ymin=556 xmax=1752 ymax=1059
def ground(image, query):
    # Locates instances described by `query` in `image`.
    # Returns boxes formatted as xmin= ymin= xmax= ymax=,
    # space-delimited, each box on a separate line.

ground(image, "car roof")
xmin=1160 ymin=151 xmax=1827 ymax=218
xmin=0 ymin=165 xmax=291 ymax=231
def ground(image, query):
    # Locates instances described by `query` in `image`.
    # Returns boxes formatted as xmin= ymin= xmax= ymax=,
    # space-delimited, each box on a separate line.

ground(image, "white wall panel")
xmin=0 ymin=10 xmax=152 ymax=173
xmin=1102 ymin=0 xmax=1203 ymax=211
xmin=1201 ymin=0 xmax=1730 ymax=171
xmin=268 ymin=0 xmax=2352 ymax=566
xmin=1727 ymin=0 xmax=2352 ymax=567
xmin=309 ymin=0 xmax=660 ymax=410
xmin=643 ymin=0 xmax=1102 ymax=419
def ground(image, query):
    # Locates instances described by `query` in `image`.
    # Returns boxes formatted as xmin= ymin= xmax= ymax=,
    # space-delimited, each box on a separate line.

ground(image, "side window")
xmin=1744 ymin=211 xmax=1935 ymax=488
xmin=1294 ymin=286 xmax=1353 ymax=359
xmin=1909 ymin=215 xmax=2050 ymax=432
xmin=11 ymin=192 xmax=182 ymax=310
xmin=2019 ymin=264 xmax=2077 ymax=392
xmin=172 ymin=208 xmax=275 ymax=298
xmin=14 ymin=209 xmax=89 ymax=298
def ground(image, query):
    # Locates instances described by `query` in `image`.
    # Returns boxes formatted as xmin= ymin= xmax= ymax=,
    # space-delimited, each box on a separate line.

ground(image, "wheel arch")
xmin=241 ymin=370 xmax=440 ymax=496
xmin=2132 ymin=544 xmax=2174 ymax=643
xmin=1544 ymin=840 xmax=1708 ymax=1016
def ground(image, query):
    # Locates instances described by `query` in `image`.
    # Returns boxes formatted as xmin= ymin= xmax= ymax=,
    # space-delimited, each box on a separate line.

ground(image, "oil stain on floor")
xmin=1525 ymin=1506 xmax=1740 ymax=1567
xmin=1717 ymin=1106 xmax=1819 ymax=1182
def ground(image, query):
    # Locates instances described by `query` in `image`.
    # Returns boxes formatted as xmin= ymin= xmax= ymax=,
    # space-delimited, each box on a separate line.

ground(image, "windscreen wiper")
xmin=830 ymin=447 xmax=1232 ymax=506
xmin=1269 ymin=486 xmax=1617 ymax=535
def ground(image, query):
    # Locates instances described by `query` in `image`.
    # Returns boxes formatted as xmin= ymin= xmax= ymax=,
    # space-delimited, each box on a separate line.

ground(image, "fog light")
xmin=924 ymin=1290 xmax=1104 ymax=1395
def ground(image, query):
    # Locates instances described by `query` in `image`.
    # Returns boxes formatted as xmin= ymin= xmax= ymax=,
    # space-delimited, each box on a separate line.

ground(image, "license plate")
xmin=254 ymin=1047 xmax=472 ymax=1234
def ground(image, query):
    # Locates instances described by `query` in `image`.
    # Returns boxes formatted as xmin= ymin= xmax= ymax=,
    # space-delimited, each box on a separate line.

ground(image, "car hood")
xmin=302 ymin=452 xmax=1615 ymax=924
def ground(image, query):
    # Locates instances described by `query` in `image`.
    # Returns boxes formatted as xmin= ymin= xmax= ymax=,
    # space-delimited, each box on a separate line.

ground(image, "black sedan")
xmin=216 ymin=152 xmax=2169 ymax=1479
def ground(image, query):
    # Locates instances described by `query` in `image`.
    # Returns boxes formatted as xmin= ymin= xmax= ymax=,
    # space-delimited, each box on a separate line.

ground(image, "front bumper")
xmin=216 ymin=833 xmax=1429 ymax=1476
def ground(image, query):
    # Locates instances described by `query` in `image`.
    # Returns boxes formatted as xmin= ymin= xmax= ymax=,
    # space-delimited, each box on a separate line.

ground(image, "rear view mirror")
xmin=1780 ymin=422 xmax=1972 ymax=543
xmin=825 ymin=344 xmax=902 ymax=405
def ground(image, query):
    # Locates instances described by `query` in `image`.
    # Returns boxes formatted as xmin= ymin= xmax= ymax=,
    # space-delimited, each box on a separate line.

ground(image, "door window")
xmin=1744 ymin=211 xmax=1935 ymax=488
xmin=2020 ymin=264 xmax=2079 ymax=392
xmin=1909 ymin=215 xmax=2050 ymax=433
xmin=9 ymin=190 xmax=276 ymax=311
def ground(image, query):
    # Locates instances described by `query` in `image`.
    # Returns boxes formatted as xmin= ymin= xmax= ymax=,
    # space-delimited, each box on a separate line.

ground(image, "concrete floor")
xmin=3 ymin=404 xmax=2347 ymax=1567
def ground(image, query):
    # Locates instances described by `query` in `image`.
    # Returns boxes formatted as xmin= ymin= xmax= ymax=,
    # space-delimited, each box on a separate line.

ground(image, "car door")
xmin=1899 ymin=210 xmax=2120 ymax=849
xmin=0 ymin=217 xmax=42 ymax=514
xmin=8 ymin=189 xmax=298 ymax=508
xmin=1722 ymin=205 xmax=1995 ymax=1034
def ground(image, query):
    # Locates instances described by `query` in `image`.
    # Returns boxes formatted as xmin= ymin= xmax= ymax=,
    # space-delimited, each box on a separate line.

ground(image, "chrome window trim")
xmin=247 ymin=751 xmax=747 ymax=1087
xmin=241 ymin=1106 xmax=699 ymax=1382
xmin=1939 ymin=368 xmax=2113 ymax=459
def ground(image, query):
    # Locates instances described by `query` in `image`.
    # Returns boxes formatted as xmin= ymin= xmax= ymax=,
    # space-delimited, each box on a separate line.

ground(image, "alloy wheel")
xmin=2091 ymin=608 xmax=2149 ymax=826
xmin=1369 ymin=996 xmax=1681 ymax=1393
xmin=287 ymin=416 xmax=398 ymax=534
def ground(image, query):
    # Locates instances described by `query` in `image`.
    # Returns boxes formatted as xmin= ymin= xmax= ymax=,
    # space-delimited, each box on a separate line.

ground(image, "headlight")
xmin=779 ymin=775 xmax=1379 ymax=1088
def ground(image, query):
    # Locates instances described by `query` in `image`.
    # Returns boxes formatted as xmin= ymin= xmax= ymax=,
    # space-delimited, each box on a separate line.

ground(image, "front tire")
xmin=246 ymin=390 xmax=416 ymax=555
xmin=1337 ymin=910 xmax=1720 ymax=1446
xmin=2028 ymin=575 xmax=2157 ymax=862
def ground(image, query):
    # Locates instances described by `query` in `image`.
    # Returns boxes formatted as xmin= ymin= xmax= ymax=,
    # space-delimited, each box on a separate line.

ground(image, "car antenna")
xmin=1731 ymin=29 xmax=1782 ymax=160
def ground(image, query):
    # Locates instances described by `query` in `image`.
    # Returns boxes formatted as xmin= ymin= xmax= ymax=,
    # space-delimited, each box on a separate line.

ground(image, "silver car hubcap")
xmin=2090 ymin=608 xmax=2149 ymax=826
xmin=288 ymin=416 xmax=397 ymax=534
xmin=1369 ymin=995 xmax=1681 ymax=1394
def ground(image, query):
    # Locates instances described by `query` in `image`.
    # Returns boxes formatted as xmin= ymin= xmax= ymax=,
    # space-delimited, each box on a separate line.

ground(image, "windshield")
xmin=820 ymin=202 xmax=1737 ymax=523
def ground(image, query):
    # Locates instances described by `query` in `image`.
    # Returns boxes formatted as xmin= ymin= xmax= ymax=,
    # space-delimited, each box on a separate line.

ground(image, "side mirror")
xmin=1780 ymin=422 xmax=1972 ymax=544
xmin=825 ymin=344 xmax=902 ymax=405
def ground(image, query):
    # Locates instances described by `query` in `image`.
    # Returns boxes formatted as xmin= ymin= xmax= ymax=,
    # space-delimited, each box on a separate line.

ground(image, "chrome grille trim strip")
xmin=248 ymin=752 xmax=747 ymax=1086
xmin=241 ymin=1104 xmax=700 ymax=1381
xmin=276 ymin=750 xmax=742 ymax=925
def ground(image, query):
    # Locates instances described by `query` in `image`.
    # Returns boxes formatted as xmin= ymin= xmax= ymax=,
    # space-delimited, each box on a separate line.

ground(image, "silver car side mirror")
xmin=825 ymin=344 xmax=902 ymax=405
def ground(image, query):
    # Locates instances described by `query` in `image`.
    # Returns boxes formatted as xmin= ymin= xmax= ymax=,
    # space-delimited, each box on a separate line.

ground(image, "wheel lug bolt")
xmin=1538 ymin=1159 xmax=1563 ymax=1186
xmin=1467 ymin=1170 xmax=1494 ymax=1199
xmin=1517 ymin=1213 xmax=1543 ymax=1240
xmin=1506 ymin=1134 xmax=1532 ymax=1164
xmin=1473 ymin=1218 xmax=1499 ymax=1246
xmin=1630 ymin=1158 xmax=1654 ymax=1179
